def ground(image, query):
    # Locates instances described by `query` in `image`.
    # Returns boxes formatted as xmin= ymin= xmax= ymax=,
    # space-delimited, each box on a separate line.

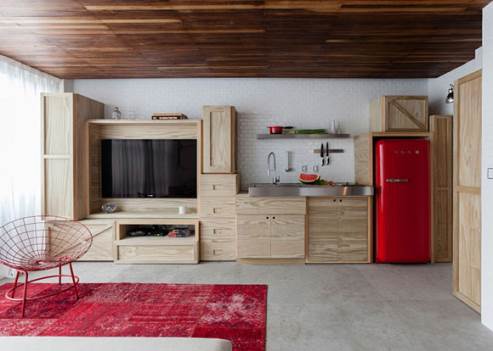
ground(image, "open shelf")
xmin=87 ymin=211 xmax=198 ymax=219
xmin=257 ymin=133 xmax=351 ymax=139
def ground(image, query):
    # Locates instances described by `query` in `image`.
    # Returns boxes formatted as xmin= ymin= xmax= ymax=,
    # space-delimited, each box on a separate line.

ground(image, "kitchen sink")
xmin=248 ymin=183 xmax=374 ymax=197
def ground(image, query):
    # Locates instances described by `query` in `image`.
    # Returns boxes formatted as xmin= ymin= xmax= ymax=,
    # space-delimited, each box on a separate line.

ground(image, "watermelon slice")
xmin=298 ymin=173 xmax=320 ymax=184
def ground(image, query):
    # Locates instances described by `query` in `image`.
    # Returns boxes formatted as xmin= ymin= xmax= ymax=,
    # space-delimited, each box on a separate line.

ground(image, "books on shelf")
xmin=151 ymin=112 xmax=188 ymax=120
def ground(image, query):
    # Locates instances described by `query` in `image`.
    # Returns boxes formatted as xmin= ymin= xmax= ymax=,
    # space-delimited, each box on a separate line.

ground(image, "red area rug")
xmin=0 ymin=283 xmax=267 ymax=351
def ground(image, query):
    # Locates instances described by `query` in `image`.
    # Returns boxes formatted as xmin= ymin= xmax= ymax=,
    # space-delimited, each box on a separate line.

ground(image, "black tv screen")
xmin=101 ymin=139 xmax=197 ymax=198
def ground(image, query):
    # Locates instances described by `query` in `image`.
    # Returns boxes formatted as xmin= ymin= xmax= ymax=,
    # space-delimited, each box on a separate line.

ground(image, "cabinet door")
xmin=270 ymin=215 xmax=305 ymax=258
xmin=78 ymin=220 xmax=114 ymax=261
xmin=339 ymin=198 xmax=370 ymax=263
xmin=307 ymin=198 xmax=341 ymax=262
xmin=237 ymin=215 xmax=270 ymax=258
xmin=202 ymin=106 xmax=236 ymax=173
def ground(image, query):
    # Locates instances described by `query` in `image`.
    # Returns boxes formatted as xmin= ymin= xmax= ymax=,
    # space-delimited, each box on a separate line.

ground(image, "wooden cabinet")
xmin=430 ymin=115 xmax=453 ymax=263
xmin=78 ymin=219 xmax=114 ymax=261
xmin=237 ymin=214 xmax=305 ymax=259
xmin=202 ymin=106 xmax=236 ymax=173
xmin=41 ymin=93 xmax=104 ymax=219
xmin=370 ymin=96 xmax=428 ymax=132
xmin=307 ymin=197 xmax=371 ymax=263
xmin=199 ymin=174 xmax=239 ymax=261
xmin=453 ymin=70 xmax=482 ymax=312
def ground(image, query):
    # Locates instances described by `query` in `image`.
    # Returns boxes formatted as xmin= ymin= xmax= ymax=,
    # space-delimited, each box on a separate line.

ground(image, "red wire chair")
xmin=0 ymin=215 xmax=92 ymax=317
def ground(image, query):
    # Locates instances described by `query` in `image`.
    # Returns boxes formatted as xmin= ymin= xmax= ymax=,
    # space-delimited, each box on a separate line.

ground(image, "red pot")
xmin=268 ymin=126 xmax=283 ymax=134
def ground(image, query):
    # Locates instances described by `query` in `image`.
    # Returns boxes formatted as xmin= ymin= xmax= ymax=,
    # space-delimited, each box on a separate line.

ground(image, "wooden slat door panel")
xmin=453 ymin=70 xmax=482 ymax=313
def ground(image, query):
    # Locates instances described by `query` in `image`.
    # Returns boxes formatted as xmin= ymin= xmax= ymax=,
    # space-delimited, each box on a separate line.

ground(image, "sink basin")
xmin=248 ymin=183 xmax=373 ymax=197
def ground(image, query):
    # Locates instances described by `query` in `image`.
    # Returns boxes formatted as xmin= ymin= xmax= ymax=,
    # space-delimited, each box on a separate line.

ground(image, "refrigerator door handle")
xmin=385 ymin=178 xmax=409 ymax=183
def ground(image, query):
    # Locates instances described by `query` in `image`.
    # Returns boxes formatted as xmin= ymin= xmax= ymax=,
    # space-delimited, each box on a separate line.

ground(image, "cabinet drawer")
xmin=237 ymin=239 xmax=270 ymax=258
xmin=200 ymin=174 xmax=239 ymax=197
xmin=79 ymin=219 xmax=114 ymax=261
xmin=199 ymin=197 xmax=236 ymax=217
xmin=200 ymin=218 xmax=236 ymax=240
xmin=271 ymin=239 xmax=304 ymax=258
xmin=236 ymin=195 xmax=306 ymax=215
xmin=116 ymin=244 xmax=197 ymax=264
xmin=200 ymin=239 xmax=236 ymax=261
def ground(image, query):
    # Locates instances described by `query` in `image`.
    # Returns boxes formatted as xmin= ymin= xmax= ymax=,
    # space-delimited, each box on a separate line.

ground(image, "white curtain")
xmin=0 ymin=56 xmax=61 ymax=278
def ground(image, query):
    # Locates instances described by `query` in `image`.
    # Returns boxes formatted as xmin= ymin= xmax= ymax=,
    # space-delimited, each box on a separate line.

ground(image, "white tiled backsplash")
xmin=72 ymin=77 xmax=428 ymax=189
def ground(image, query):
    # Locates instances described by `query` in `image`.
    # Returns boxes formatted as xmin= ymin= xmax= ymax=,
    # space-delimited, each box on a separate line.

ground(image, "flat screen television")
xmin=101 ymin=139 xmax=197 ymax=198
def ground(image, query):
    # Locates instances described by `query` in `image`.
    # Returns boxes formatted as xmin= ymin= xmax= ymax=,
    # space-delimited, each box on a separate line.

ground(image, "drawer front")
xmin=79 ymin=220 xmax=114 ymax=261
xmin=237 ymin=239 xmax=270 ymax=258
xmin=200 ymin=218 xmax=236 ymax=240
xmin=117 ymin=245 xmax=197 ymax=264
xmin=237 ymin=215 xmax=270 ymax=240
xmin=200 ymin=239 xmax=236 ymax=261
xmin=270 ymin=215 xmax=305 ymax=240
xmin=200 ymin=174 xmax=239 ymax=197
xmin=270 ymin=239 xmax=305 ymax=258
xmin=200 ymin=197 xmax=236 ymax=217
xmin=236 ymin=195 xmax=306 ymax=215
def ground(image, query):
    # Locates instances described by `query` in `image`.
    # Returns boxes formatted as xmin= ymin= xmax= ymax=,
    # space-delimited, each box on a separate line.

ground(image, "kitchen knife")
xmin=326 ymin=142 xmax=330 ymax=165
xmin=321 ymin=143 xmax=325 ymax=166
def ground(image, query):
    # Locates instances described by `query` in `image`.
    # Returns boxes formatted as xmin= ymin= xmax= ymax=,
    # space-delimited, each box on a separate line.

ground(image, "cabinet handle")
xmin=212 ymin=208 xmax=217 ymax=214
xmin=212 ymin=184 xmax=217 ymax=190
xmin=212 ymin=228 xmax=217 ymax=235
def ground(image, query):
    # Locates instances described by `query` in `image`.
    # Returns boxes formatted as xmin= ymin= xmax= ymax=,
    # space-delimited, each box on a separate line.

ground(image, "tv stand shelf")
xmin=114 ymin=219 xmax=199 ymax=264
xmin=87 ymin=211 xmax=198 ymax=220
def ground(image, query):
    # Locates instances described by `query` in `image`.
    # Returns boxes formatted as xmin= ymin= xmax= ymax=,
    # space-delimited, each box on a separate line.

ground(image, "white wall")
xmin=428 ymin=48 xmax=482 ymax=116
xmin=482 ymin=2 xmax=493 ymax=331
xmin=73 ymin=78 xmax=427 ymax=187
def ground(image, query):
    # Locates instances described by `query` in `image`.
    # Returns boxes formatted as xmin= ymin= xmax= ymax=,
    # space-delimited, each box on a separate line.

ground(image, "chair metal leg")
xmin=21 ymin=271 xmax=28 ymax=318
xmin=68 ymin=263 xmax=78 ymax=300
xmin=11 ymin=271 xmax=20 ymax=297
xmin=58 ymin=264 xmax=62 ymax=285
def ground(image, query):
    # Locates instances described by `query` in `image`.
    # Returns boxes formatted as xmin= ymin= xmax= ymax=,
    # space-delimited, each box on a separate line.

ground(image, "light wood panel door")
xmin=202 ymin=106 xmax=236 ymax=173
xmin=307 ymin=197 xmax=371 ymax=263
xmin=78 ymin=219 xmax=114 ymax=261
xmin=453 ymin=70 xmax=482 ymax=313
xmin=430 ymin=115 xmax=453 ymax=262
xmin=237 ymin=214 xmax=305 ymax=259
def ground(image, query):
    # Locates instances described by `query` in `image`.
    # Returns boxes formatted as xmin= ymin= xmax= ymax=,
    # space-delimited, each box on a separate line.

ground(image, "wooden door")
xmin=453 ymin=70 xmax=482 ymax=312
xmin=339 ymin=198 xmax=370 ymax=263
xmin=307 ymin=198 xmax=341 ymax=262
xmin=78 ymin=219 xmax=114 ymax=261
xmin=430 ymin=115 xmax=453 ymax=262
xmin=270 ymin=215 xmax=305 ymax=258
xmin=237 ymin=215 xmax=270 ymax=258
xmin=202 ymin=106 xmax=236 ymax=173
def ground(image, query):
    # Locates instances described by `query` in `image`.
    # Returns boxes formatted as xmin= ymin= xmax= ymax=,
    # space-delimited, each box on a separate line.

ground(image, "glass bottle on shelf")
xmin=111 ymin=107 xmax=122 ymax=120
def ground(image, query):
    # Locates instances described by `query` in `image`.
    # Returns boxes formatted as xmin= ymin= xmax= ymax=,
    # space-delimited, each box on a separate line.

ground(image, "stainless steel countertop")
xmin=248 ymin=183 xmax=374 ymax=197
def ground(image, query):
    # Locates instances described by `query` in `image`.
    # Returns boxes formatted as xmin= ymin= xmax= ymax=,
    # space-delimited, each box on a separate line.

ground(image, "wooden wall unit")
xmin=199 ymin=174 xmax=239 ymax=261
xmin=430 ymin=115 xmax=453 ymax=263
xmin=202 ymin=106 xmax=237 ymax=174
xmin=307 ymin=197 xmax=372 ymax=263
xmin=370 ymin=96 xmax=429 ymax=132
xmin=87 ymin=119 xmax=201 ymax=216
xmin=453 ymin=70 xmax=482 ymax=313
xmin=41 ymin=93 xmax=104 ymax=219
xmin=78 ymin=219 xmax=114 ymax=261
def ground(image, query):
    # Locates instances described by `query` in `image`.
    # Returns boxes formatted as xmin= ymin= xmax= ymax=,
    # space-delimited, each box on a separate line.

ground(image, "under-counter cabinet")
xmin=307 ymin=197 xmax=372 ymax=263
xmin=237 ymin=215 xmax=305 ymax=259
xmin=78 ymin=219 xmax=114 ymax=261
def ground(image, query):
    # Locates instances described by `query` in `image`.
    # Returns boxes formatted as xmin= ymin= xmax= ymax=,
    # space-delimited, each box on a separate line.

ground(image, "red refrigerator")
xmin=375 ymin=139 xmax=430 ymax=263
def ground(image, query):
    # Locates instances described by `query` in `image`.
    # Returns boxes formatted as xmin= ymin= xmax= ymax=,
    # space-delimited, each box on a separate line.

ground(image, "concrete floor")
xmin=3 ymin=262 xmax=493 ymax=351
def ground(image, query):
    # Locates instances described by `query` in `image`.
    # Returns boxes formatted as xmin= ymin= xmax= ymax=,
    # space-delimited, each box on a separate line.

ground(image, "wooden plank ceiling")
xmin=0 ymin=0 xmax=489 ymax=79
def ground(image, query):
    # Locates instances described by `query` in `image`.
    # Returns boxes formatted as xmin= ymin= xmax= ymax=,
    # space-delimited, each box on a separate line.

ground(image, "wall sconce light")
xmin=446 ymin=84 xmax=454 ymax=104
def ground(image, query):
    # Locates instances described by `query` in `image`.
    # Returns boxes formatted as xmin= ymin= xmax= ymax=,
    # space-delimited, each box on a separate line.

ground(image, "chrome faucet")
xmin=267 ymin=152 xmax=280 ymax=184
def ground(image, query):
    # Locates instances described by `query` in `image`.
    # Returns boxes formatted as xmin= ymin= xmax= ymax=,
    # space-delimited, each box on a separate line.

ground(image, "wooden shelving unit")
xmin=257 ymin=133 xmax=350 ymax=140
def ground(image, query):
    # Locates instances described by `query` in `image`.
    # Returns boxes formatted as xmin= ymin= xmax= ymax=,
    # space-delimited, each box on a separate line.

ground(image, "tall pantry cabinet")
xmin=453 ymin=70 xmax=482 ymax=313
xmin=41 ymin=93 xmax=104 ymax=220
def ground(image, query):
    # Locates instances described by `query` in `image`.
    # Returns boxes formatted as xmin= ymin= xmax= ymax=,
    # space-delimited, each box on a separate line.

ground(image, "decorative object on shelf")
xmin=178 ymin=206 xmax=187 ymax=215
xmin=298 ymin=173 xmax=320 ymax=184
xmin=111 ymin=107 xmax=122 ymax=120
xmin=267 ymin=125 xmax=283 ymax=134
xmin=0 ymin=215 xmax=92 ymax=317
xmin=101 ymin=202 xmax=117 ymax=214
xmin=330 ymin=120 xmax=339 ymax=134
xmin=446 ymin=84 xmax=454 ymax=104
xmin=284 ymin=150 xmax=294 ymax=172
xmin=151 ymin=112 xmax=188 ymax=120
